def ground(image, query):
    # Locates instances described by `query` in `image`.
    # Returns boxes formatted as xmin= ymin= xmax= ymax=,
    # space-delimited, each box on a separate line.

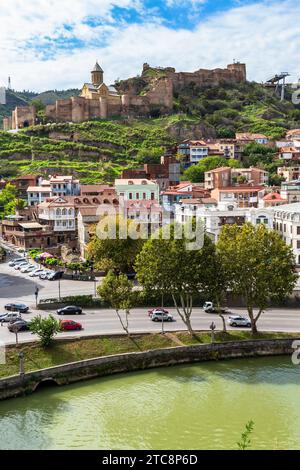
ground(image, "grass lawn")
xmin=1 ymin=330 xmax=299 ymax=379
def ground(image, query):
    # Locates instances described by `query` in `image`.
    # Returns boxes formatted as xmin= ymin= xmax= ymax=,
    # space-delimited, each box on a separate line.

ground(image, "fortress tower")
xmin=91 ymin=61 xmax=104 ymax=87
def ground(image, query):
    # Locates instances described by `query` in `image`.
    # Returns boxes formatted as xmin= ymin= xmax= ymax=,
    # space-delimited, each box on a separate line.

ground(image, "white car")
xmin=14 ymin=262 xmax=29 ymax=270
xmin=151 ymin=311 xmax=174 ymax=322
xmin=8 ymin=258 xmax=25 ymax=267
xmin=228 ymin=315 xmax=251 ymax=328
xmin=20 ymin=265 xmax=35 ymax=273
xmin=29 ymin=269 xmax=44 ymax=277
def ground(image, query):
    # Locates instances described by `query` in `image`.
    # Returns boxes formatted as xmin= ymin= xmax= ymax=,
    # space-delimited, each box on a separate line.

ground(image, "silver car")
xmin=228 ymin=315 xmax=251 ymax=328
xmin=151 ymin=311 xmax=174 ymax=322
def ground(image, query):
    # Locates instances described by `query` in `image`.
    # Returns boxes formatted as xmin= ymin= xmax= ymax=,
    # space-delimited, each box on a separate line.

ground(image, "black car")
xmin=57 ymin=305 xmax=82 ymax=315
xmin=7 ymin=320 xmax=30 ymax=332
xmin=5 ymin=303 xmax=29 ymax=313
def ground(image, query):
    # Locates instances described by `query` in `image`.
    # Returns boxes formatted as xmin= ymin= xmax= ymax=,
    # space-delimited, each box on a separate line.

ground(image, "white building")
xmin=175 ymin=201 xmax=273 ymax=241
xmin=27 ymin=180 xmax=51 ymax=206
xmin=272 ymin=203 xmax=300 ymax=265
xmin=38 ymin=197 xmax=76 ymax=232
xmin=27 ymin=175 xmax=80 ymax=206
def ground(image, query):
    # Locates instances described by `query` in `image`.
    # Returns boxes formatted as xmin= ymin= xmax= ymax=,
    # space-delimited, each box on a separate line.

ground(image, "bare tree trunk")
xmin=115 ymin=309 xmax=130 ymax=337
xmin=217 ymin=300 xmax=227 ymax=333
xmin=219 ymin=314 xmax=227 ymax=333
xmin=172 ymin=293 xmax=195 ymax=337
xmin=247 ymin=305 xmax=257 ymax=335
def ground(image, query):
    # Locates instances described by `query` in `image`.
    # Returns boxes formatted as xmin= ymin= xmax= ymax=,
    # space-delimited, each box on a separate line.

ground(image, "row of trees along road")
xmin=90 ymin=219 xmax=297 ymax=337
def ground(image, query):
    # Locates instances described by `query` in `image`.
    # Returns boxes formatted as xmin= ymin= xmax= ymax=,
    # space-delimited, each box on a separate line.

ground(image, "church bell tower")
xmin=91 ymin=61 xmax=104 ymax=87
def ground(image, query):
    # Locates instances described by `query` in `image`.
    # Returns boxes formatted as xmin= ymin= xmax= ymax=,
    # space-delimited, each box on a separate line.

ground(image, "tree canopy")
xmin=217 ymin=223 xmax=297 ymax=334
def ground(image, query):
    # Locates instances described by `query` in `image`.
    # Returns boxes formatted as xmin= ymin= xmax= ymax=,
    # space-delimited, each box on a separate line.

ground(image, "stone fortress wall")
xmin=3 ymin=62 xmax=246 ymax=130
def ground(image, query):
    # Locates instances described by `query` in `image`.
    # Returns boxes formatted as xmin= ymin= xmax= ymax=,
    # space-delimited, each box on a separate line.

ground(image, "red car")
xmin=60 ymin=320 xmax=82 ymax=331
xmin=148 ymin=308 xmax=169 ymax=317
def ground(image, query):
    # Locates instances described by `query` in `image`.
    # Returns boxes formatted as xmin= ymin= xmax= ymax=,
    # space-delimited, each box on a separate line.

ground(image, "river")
xmin=0 ymin=355 xmax=299 ymax=449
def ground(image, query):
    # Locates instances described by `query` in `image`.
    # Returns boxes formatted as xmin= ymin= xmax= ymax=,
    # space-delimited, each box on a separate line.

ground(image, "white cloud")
xmin=0 ymin=0 xmax=300 ymax=91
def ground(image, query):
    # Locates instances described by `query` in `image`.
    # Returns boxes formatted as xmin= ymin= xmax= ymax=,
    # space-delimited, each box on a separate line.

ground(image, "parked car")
xmin=60 ymin=320 xmax=82 ymax=331
xmin=151 ymin=311 xmax=174 ymax=322
xmin=0 ymin=312 xmax=22 ymax=323
xmin=57 ymin=305 xmax=82 ymax=315
xmin=20 ymin=265 xmax=35 ymax=273
xmin=14 ymin=262 xmax=29 ymax=270
xmin=228 ymin=315 xmax=251 ymax=328
xmin=8 ymin=258 xmax=26 ymax=267
xmin=48 ymin=271 xmax=64 ymax=281
xmin=7 ymin=319 xmax=30 ymax=332
xmin=5 ymin=303 xmax=29 ymax=313
xmin=39 ymin=270 xmax=53 ymax=280
xmin=202 ymin=301 xmax=229 ymax=314
xmin=148 ymin=307 xmax=169 ymax=317
xmin=29 ymin=269 xmax=44 ymax=277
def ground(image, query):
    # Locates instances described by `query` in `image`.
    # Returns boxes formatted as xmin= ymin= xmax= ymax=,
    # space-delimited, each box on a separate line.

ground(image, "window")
xmin=143 ymin=193 xmax=146 ymax=199
xmin=129 ymin=192 xmax=133 ymax=200
xmin=56 ymin=209 xmax=61 ymax=216
xmin=297 ymin=226 xmax=300 ymax=235
xmin=136 ymin=193 xmax=139 ymax=200
xmin=297 ymin=241 xmax=300 ymax=249
xmin=151 ymin=192 xmax=155 ymax=200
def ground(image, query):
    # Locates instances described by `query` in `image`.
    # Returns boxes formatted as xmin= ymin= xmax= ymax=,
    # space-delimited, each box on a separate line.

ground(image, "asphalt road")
xmin=1 ymin=254 xmax=300 ymax=345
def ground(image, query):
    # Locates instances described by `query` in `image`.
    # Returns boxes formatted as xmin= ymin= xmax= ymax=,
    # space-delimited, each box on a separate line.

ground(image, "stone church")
xmin=3 ymin=61 xmax=246 ymax=130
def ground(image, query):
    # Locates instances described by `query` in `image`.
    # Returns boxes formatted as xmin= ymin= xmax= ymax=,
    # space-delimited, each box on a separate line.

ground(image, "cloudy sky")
xmin=0 ymin=0 xmax=299 ymax=92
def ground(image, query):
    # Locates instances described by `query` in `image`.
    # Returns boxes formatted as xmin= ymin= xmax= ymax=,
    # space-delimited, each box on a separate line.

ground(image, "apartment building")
xmin=174 ymin=203 xmax=273 ymax=241
xmin=211 ymin=185 xmax=266 ymax=209
xmin=115 ymin=179 xmax=160 ymax=202
xmin=204 ymin=166 xmax=268 ymax=190
xmin=27 ymin=175 xmax=80 ymax=206
xmin=273 ymin=203 xmax=300 ymax=265
xmin=280 ymin=181 xmax=300 ymax=203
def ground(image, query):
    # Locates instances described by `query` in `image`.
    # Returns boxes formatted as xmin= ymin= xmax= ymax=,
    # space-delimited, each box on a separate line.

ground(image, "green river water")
xmin=0 ymin=355 xmax=300 ymax=450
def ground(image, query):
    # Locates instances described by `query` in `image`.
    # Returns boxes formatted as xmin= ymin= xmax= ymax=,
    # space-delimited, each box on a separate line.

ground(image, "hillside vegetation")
xmin=0 ymin=81 xmax=300 ymax=183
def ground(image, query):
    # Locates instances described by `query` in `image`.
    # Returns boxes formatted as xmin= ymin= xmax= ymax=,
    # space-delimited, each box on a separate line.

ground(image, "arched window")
xmin=56 ymin=208 xmax=61 ymax=216
xmin=62 ymin=208 xmax=67 ymax=216
xmin=68 ymin=209 xmax=72 ymax=215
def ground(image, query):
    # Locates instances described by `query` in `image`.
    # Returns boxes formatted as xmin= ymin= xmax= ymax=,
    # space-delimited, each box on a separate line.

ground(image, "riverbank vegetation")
xmin=1 ymin=330 xmax=299 ymax=379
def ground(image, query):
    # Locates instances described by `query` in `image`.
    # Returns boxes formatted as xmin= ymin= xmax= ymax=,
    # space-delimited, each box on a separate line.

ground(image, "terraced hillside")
xmin=0 ymin=81 xmax=300 ymax=184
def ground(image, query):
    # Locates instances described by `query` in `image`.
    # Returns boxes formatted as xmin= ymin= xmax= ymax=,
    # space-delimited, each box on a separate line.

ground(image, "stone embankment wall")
xmin=0 ymin=338 xmax=297 ymax=401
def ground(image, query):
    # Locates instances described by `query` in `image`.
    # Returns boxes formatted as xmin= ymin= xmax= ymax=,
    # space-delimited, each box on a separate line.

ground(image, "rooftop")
xmin=263 ymin=192 xmax=287 ymax=201
xmin=272 ymin=203 xmax=300 ymax=213
xmin=115 ymin=179 xmax=157 ymax=186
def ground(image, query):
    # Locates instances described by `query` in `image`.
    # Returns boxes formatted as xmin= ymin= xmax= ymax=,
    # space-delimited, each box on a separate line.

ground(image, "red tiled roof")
xmin=216 ymin=185 xmax=265 ymax=193
xmin=263 ymin=192 xmax=287 ymax=201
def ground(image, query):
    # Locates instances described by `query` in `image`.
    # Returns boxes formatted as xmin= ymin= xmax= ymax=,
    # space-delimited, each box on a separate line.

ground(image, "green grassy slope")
xmin=0 ymin=82 xmax=300 ymax=184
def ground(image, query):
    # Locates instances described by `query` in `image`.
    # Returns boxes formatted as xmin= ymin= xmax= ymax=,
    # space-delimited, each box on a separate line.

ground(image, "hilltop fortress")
xmin=3 ymin=61 xmax=246 ymax=130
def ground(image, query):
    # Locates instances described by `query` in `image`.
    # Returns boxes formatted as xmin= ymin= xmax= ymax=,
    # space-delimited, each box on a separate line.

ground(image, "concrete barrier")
xmin=0 ymin=338 xmax=297 ymax=401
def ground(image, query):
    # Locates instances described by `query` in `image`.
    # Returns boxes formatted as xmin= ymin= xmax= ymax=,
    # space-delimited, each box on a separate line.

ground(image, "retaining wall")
xmin=0 ymin=338 xmax=297 ymax=401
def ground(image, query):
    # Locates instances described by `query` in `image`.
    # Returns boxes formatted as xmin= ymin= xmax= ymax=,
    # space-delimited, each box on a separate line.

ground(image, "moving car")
xmin=60 ymin=320 xmax=82 ymax=331
xmin=57 ymin=305 xmax=82 ymax=315
xmin=7 ymin=319 xmax=30 ymax=332
xmin=148 ymin=307 xmax=169 ymax=317
xmin=0 ymin=312 xmax=22 ymax=323
xmin=151 ymin=311 xmax=174 ymax=322
xmin=202 ymin=301 xmax=229 ymax=314
xmin=228 ymin=315 xmax=251 ymax=328
xmin=5 ymin=303 xmax=29 ymax=313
